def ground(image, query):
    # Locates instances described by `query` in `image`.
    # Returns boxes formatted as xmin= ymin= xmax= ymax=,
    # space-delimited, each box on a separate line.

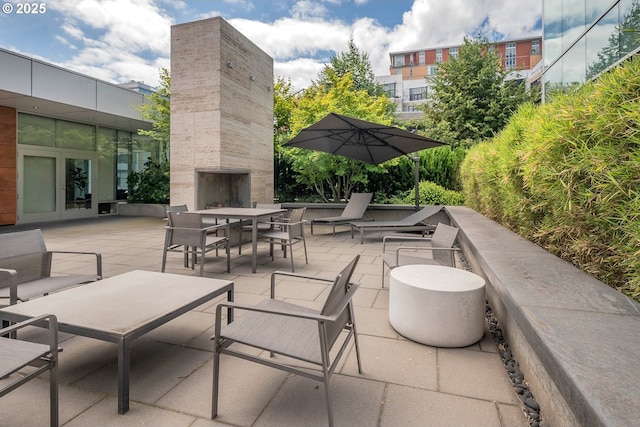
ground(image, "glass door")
xmin=62 ymin=155 xmax=95 ymax=219
xmin=18 ymin=149 xmax=96 ymax=223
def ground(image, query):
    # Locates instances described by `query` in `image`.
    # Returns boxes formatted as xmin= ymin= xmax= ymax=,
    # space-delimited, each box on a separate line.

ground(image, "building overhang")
xmin=0 ymin=47 xmax=152 ymax=132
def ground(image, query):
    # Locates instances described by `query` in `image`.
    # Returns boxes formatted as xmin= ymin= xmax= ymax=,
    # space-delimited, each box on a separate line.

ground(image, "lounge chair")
xmin=349 ymin=205 xmax=442 ymax=243
xmin=1 ymin=314 xmax=59 ymax=427
xmin=310 ymin=192 xmax=372 ymax=236
xmin=211 ymin=255 xmax=362 ymax=427
xmin=380 ymin=223 xmax=461 ymax=287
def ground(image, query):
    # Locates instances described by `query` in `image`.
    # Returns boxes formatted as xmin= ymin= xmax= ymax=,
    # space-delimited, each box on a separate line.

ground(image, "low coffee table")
xmin=0 ymin=270 xmax=233 ymax=414
xmin=389 ymin=264 xmax=485 ymax=347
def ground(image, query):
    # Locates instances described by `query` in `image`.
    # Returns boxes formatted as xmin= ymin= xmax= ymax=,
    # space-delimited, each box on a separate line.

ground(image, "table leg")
xmin=251 ymin=219 xmax=258 ymax=273
xmin=117 ymin=338 xmax=130 ymax=414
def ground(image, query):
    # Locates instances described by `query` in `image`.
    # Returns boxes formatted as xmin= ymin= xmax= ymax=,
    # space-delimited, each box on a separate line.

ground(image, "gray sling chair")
xmin=212 ymin=255 xmax=362 ymax=427
xmin=162 ymin=211 xmax=230 ymax=276
xmin=0 ymin=314 xmax=59 ymax=427
xmin=380 ymin=222 xmax=461 ymax=287
xmin=257 ymin=207 xmax=308 ymax=272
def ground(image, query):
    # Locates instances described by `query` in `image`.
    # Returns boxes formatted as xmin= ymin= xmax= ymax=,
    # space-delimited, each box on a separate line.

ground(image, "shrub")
xmin=460 ymin=56 xmax=640 ymax=301
xmin=126 ymin=160 xmax=170 ymax=204
xmin=391 ymin=181 xmax=465 ymax=206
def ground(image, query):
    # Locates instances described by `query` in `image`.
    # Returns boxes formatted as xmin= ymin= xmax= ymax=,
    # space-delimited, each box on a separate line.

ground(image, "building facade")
xmin=0 ymin=47 xmax=158 ymax=225
xmin=542 ymin=0 xmax=640 ymax=99
xmin=379 ymin=36 xmax=542 ymax=119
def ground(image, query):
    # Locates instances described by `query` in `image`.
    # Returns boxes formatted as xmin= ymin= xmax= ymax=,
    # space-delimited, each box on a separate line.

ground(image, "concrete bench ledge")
xmin=446 ymin=206 xmax=640 ymax=427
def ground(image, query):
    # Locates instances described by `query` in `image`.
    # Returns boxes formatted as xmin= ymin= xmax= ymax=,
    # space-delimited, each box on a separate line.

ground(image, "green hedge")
xmin=460 ymin=56 xmax=640 ymax=302
xmin=391 ymin=181 xmax=465 ymax=206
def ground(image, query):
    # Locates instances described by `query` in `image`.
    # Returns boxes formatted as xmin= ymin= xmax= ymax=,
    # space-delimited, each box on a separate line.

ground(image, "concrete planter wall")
xmin=118 ymin=203 xmax=167 ymax=218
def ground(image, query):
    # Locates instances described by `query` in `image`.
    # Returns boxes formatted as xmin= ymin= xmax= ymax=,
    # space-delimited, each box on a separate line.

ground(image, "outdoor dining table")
xmin=193 ymin=207 xmax=286 ymax=273
xmin=0 ymin=270 xmax=234 ymax=415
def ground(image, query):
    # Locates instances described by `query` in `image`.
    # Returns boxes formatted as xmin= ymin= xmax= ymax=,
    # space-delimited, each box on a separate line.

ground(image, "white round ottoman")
xmin=389 ymin=264 xmax=486 ymax=347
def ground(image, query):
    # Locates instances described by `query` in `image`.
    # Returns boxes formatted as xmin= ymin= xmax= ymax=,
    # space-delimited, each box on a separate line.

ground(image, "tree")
xmin=315 ymin=37 xmax=387 ymax=98
xmin=273 ymin=76 xmax=313 ymax=201
xmin=422 ymin=35 xmax=537 ymax=147
xmin=136 ymin=68 xmax=170 ymax=160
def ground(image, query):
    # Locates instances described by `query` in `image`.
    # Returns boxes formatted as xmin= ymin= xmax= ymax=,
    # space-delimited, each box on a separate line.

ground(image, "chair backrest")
xmin=340 ymin=193 xmax=372 ymax=218
xmin=0 ymin=230 xmax=51 ymax=287
xmin=167 ymin=212 xmax=205 ymax=247
xmin=431 ymin=223 xmax=459 ymax=266
xmin=398 ymin=205 xmax=442 ymax=225
xmin=166 ymin=205 xmax=189 ymax=225
xmin=286 ymin=207 xmax=306 ymax=239
xmin=320 ymin=255 xmax=360 ymax=347
xmin=254 ymin=203 xmax=281 ymax=209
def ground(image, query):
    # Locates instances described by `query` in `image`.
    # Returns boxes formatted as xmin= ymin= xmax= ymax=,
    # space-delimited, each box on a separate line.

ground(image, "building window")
xmin=419 ymin=51 xmax=425 ymax=65
xmin=382 ymin=83 xmax=396 ymax=98
xmin=449 ymin=47 xmax=458 ymax=59
xmin=505 ymin=42 xmax=516 ymax=69
xmin=409 ymin=87 xmax=427 ymax=101
xmin=427 ymin=65 xmax=438 ymax=75
xmin=531 ymin=40 xmax=540 ymax=55
xmin=393 ymin=55 xmax=405 ymax=67
xmin=436 ymin=49 xmax=443 ymax=63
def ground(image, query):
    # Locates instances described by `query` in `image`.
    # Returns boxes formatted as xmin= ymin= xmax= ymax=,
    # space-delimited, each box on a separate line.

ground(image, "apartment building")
xmin=377 ymin=36 xmax=542 ymax=119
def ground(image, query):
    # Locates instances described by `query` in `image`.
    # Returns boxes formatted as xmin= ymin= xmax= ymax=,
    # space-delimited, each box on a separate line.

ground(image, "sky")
xmin=0 ymin=0 xmax=542 ymax=91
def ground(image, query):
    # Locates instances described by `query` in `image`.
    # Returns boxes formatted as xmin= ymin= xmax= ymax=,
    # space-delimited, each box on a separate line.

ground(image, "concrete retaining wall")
xmin=446 ymin=206 xmax=640 ymax=427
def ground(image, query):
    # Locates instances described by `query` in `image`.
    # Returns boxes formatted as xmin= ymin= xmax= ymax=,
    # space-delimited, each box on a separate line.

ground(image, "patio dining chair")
xmin=258 ymin=207 xmax=307 ymax=272
xmin=1 ymin=314 xmax=59 ymax=427
xmin=211 ymin=255 xmax=362 ymax=427
xmin=162 ymin=211 xmax=230 ymax=276
xmin=310 ymin=192 xmax=372 ymax=236
xmin=380 ymin=222 xmax=461 ymax=287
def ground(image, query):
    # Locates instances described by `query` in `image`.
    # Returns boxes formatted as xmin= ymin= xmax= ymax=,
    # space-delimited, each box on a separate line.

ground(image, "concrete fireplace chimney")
xmin=170 ymin=17 xmax=274 ymax=209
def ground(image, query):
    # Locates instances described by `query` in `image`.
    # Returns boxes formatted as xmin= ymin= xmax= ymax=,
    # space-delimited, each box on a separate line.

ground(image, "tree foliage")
xmin=315 ymin=37 xmax=387 ymax=97
xmin=422 ymin=35 xmax=537 ymax=147
xmin=136 ymin=68 xmax=170 ymax=160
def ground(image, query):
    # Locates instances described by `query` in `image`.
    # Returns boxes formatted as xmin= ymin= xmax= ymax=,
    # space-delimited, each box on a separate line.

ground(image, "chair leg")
xmin=198 ymin=247 xmax=205 ymax=276
xmin=302 ymin=238 xmax=308 ymax=264
xmin=225 ymin=241 xmax=230 ymax=273
xmin=350 ymin=305 xmax=363 ymax=374
xmin=289 ymin=242 xmax=295 ymax=272
xmin=211 ymin=339 xmax=221 ymax=418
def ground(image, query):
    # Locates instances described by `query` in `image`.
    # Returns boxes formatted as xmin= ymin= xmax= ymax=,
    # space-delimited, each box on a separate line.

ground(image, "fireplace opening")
xmin=196 ymin=170 xmax=250 ymax=209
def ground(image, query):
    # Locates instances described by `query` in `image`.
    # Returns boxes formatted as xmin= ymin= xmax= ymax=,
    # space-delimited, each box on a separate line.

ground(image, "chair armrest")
xmin=49 ymin=250 xmax=103 ymax=277
xmin=0 ymin=314 xmax=58 ymax=353
xmin=0 ymin=268 xmax=18 ymax=305
xmin=383 ymin=234 xmax=433 ymax=252
xmin=203 ymin=222 xmax=230 ymax=236
xmin=270 ymin=270 xmax=334 ymax=298
xmin=395 ymin=246 xmax=460 ymax=263
xmin=214 ymin=301 xmax=338 ymax=327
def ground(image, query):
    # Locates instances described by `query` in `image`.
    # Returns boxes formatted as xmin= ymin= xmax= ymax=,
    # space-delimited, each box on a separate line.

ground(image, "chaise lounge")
xmin=349 ymin=205 xmax=442 ymax=243
xmin=310 ymin=192 xmax=372 ymax=236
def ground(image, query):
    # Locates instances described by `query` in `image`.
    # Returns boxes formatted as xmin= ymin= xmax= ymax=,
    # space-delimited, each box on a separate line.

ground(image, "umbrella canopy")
xmin=284 ymin=112 xmax=446 ymax=210
xmin=284 ymin=112 xmax=444 ymax=165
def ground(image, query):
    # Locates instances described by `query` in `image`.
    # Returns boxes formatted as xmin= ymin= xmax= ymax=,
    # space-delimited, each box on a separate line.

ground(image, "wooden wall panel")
xmin=0 ymin=106 xmax=17 ymax=224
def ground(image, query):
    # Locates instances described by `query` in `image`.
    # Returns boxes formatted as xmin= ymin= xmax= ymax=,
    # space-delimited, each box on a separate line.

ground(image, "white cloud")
xmin=36 ymin=0 xmax=541 ymax=90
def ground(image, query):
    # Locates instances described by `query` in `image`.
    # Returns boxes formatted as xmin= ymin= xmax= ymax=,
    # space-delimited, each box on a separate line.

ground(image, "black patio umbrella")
xmin=284 ymin=112 xmax=446 ymax=210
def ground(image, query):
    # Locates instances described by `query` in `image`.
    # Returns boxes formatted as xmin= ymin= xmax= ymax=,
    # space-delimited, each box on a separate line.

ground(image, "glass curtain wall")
xmin=543 ymin=0 xmax=640 ymax=99
xmin=18 ymin=113 xmax=162 ymax=216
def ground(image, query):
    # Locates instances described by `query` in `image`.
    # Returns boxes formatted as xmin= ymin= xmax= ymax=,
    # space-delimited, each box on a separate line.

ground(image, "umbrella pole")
xmin=413 ymin=154 xmax=419 ymax=211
